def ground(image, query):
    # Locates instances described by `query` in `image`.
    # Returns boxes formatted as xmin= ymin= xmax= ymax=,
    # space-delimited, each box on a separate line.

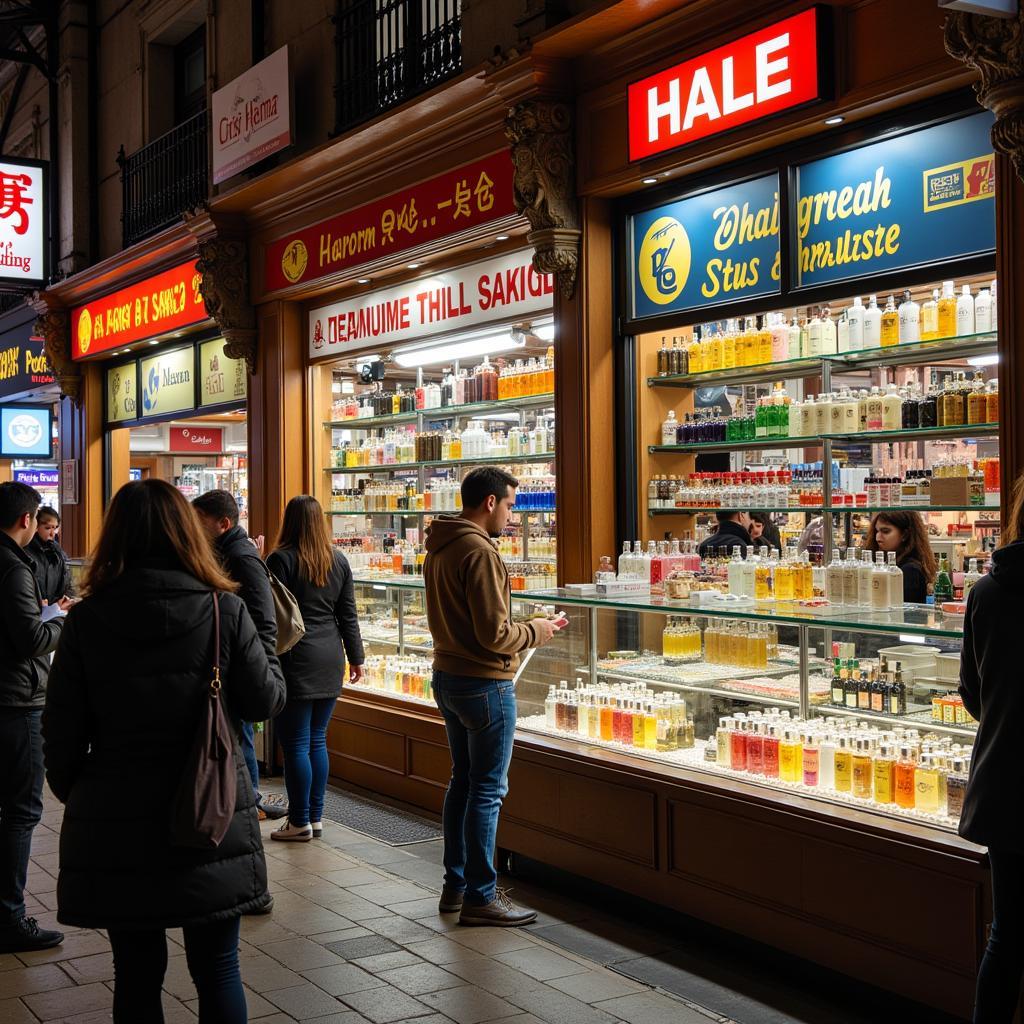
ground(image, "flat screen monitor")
xmin=0 ymin=404 xmax=53 ymax=458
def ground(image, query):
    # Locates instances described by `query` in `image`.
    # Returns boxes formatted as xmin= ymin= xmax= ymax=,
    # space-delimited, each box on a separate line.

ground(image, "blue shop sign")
xmin=795 ymin=111 xmax=995 ymax=289
xmin=629 ymin=173 xmax=780 ymax=320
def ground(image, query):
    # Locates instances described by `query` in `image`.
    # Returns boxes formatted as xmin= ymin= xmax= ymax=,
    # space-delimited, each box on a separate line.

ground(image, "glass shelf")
xmin=815 ymin=701 xmax=977 ymax=740
xmin=650 ymin=437 xmax=822 ymax=454
xmin=648 ymin=504 xmax=995 ymax=516
xmin=354 ymin=575 xmax=425 ymax=589
xmin=328 ymin=506 xmax=556 ymax=516
xmin=824 ymin=423 xmax=998 ymax=444
xmin=515 ymin=588 xmax=965 ymax=638
xmin=648 ymin=506 xmax=821 ymax=515
xmin=647 ymin=356 xmax=822 ymax=390
xmin=325 ymin=451 xmax=557 ymax=474
xmin=324 ymin=392 xmax=555 ymax=431
xmin=826 ymin=331 xmax=997 ymax=369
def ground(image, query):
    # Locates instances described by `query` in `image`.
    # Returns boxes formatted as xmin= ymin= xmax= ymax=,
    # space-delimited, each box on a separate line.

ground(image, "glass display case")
xmin=350 ymin=576 xmax=969 ymax=834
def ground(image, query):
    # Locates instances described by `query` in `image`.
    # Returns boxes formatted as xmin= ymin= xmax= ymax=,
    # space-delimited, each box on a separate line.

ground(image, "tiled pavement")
xmin=0 ymin=789 xmax=956 ymax=1024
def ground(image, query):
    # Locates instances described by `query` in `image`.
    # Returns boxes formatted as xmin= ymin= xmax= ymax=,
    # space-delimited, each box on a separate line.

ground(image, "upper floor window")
xmin=174 ymin=25 xmax=206 ymax=124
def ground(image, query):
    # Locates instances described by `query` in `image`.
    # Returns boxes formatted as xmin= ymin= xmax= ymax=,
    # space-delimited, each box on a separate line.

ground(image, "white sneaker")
xmin=270 ymin=821 xmax=312 ymax=842
xmin=310 ymin=821 xmax=323 ymax=839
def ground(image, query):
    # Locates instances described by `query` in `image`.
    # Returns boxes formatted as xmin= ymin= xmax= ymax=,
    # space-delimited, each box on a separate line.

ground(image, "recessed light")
xmin=496 ymin=234 xmax=510 ymax=241
xmin=824 ymin=116 xmax=844 ymax=126
xmin=642 ymin=177 xmax=658 ymax=185
xmin=407 ymin=262 xmax=421 ymax=269
xmin=122 ymin=348 xmax=131 ymax=354
xmin=357 ymin=278 xmax=370 ymax=284
xmin=148 ymin=340 xmax=159 ymax=345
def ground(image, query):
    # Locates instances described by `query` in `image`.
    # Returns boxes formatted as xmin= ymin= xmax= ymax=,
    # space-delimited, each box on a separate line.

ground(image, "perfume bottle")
xmin=894 ymin=746 xmax=916 ymax=808
xmin=914 ymin=754 xmax=941 ymax=814
xmin=946 ymin=757 xmax=968 ymax=819
xmin=834 ymin=736 xmax=852 ymax=792
xmin=871 ymin=551 xmax=889 ymax=609
xmin=852 ymin=739 xmax=874 ymax=799
xmin=937 ymin=280 xmax=957 ymax=338
xmin=847 ymin=296 xmax=865 ymax=350
xmin=920 ymin=288 xmax=940 ymax=340
xmin=934 ymin=554 xmax=954 ymax=604
xmin=956 ymin=284 xmax=976 ymax=337
xmin=873 ymin=745 xmax=895 ymax=804
xmin=897 ymin=290 xmax=920 ymax=343
xmin=802 ymin=733 xmax=820 ymax=787
xmin=880 ymin=295 xmax=899 ymax=348
xmin=975 ymin=286 xmax=993 ymax=333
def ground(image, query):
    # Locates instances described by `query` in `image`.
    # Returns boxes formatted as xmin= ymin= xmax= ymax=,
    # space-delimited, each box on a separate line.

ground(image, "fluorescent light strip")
xmin=393 ymin=329 xmax=525 ymax=368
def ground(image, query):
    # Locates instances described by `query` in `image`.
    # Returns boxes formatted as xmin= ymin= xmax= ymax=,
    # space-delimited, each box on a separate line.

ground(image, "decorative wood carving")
xmin=194 ymin=236 xmax=257 ymax=373
xmin=31 ymin=305 xmax=80 ymax=406
xmin=945 ymin=9 xmax=1024 ymax=178
xmin=505 ymin=99 xmax=581 ymax=299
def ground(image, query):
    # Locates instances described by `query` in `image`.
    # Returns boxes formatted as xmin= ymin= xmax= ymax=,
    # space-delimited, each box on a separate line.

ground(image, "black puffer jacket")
xmin=41 ymin=563 xmax=286 ymax=929
xmin=266 ymin=546 xmax=364 ymax=700
xmin=26 ymin=534 xmax=73 ymax=607
xmin=215 ymin=525 xmax=278 ymax=658
xmin=0 ymin=531 xmax=63 ymax=708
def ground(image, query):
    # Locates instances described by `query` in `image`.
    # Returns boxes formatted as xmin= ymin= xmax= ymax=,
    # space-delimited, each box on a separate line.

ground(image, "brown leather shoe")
xmin=458 ymin=888 xmax=537 ymax=927
xmin=438 ymin=886 xmax=464 ymax=914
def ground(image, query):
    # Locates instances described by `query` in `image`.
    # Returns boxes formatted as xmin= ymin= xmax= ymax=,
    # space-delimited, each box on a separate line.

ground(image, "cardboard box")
xmin=929 ymin=477 xmax=970 ymax=506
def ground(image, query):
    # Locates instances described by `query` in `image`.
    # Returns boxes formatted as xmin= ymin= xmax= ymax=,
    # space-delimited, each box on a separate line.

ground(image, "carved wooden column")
xmin=946 ymin=10 xmax=1024 ymax=511
xmin=504 ymin=96 xmax=614 ymax=581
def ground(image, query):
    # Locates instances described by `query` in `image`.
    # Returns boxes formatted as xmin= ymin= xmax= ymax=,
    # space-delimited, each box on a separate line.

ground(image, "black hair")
xmin=0 ymin=481 xmax=41 ymax=529
xmin=192 ymin=489 xmax=240 ymax=526
xmin=461 ymin=467 xmax=519 ymax=510
xmin=714 ymin=510 xmax=742 ymax=524
xmin=36 ymin=506 xmax=60 ymax=525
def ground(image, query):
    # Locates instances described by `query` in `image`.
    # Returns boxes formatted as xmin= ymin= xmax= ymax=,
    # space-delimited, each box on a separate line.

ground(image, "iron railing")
xmin=118 ymin=110 xmax=208 ymax=248
xmin=335 ymin=0 xmax=461 ymax=135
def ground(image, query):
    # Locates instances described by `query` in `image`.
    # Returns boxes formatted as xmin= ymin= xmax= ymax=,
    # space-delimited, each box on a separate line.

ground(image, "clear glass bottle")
xmin=920 ymin=288 xmax=940 ymax=340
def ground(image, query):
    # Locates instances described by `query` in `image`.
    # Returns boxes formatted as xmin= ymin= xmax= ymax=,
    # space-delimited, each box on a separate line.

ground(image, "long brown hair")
xmin=1001 ymin=475 xmax=1024 ymax=547
xmin=83 ymin=479 xmax=237 ymax=596
xmin=274 ymin=495 xmax=334 ymax=587
xmin=863 ymin=511 xmax=937 ymax=583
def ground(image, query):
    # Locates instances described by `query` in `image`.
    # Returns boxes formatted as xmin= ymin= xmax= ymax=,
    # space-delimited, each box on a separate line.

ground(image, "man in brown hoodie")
xmin=424 ymin=466 xmax=560 ymax=926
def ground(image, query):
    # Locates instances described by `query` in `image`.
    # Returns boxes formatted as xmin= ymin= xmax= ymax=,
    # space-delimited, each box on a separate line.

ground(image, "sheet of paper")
xmin=40 ymin=603 xmax=65 ymax=623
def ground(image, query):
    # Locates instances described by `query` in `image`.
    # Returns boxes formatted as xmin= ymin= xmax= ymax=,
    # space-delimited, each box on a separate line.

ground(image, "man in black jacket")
xmin=0 ymin=482 xmax=65 ymax=953
xmin=193 ymin=490 xmax=286 ymax=824
xmin=697 ymin=510 xmax=754 ymax=558
xmin=27 ymin=507 xmax=73 ymax=608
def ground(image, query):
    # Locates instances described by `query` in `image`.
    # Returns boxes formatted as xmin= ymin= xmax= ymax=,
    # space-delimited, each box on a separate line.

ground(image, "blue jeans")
xmin=432 ymin=672 xmax=517 ymax=906
xmin=275 ymin=697 xmax=335 ymax=827
xmin=109 ymin=917 xmax=244 ymax=1024
xmin=0 ymin=709 xmax=43 ymax=925
xmin=975 ymin=846 xmax=1024 ymax=1023
xmin=240 ymin=721 xmax=261 ymax=805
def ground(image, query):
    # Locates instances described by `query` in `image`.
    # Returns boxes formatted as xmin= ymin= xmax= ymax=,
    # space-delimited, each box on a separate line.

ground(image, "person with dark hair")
xmin=862 ymin=510 xmax=936 ymax=603
xmin=41 ymin=479 xmax=285 ymax=1023
xmin=193 ymin=490 xmax=286 ymax=830
xmin=958 ymin=475 xmax=1024 ymax=1021
xmin=266 ymin=495 xmax=364 ymax=842
xmin=423 ymin=466 xmax=561 ymax=926
xmin=28 ymin=506 xmax=74 ymax=608
xmin=697 ymin=510 xmax=753 ymax=558
xmin=0 ymin=482 xmax=65 ymax=954
xmin=748 ymin=511 xmax=783 ymax=555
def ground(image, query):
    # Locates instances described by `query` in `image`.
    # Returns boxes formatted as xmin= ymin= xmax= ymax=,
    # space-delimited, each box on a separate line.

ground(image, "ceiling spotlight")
xmin=357 ymin=278 xmax=370 ymax=284
xmin=642 ymin=177 xmax=658 ymax=185
xmin=824 ymin=116 xmax=844 ymax=126
xmin=407 ymin=262 xmax=421 ymax=269
xmin=496 ymin=234 xmax=510 ymax=241
xmin=148 ymin=340 xmax=159 ymax=345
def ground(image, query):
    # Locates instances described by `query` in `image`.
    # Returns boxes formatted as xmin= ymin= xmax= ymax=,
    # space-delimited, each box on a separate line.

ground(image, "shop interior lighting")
xmin=407 ymin=262 xmax=421 ymax=269
xmin=392 ymin=327 xmax=526 ymax=368
xmin=532 ymin=323 xmax=556 ymax=342
xmin=496 ymin=234 xmax=510 ymax=241
xmin=824 ymin=116 xmax=844 ymax=126
xmin=642 ymin=177 xmax=658 ymax=184
xmin=148 ymin=339 xmax=160 ymax=345
xmin=357 ymin=278 xmax=370 ymax=284
xmin=471 ymin=412 xmax=522 ymax=422
xmin=968 ymin=354 xmax=999 ymax=367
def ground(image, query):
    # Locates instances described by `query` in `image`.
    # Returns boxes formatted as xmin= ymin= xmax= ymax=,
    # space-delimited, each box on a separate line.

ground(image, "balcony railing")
xmin=118 ymin=110 xmax=208 ymax=248
xmin=335 ymin=0 xmax=461 ymax=135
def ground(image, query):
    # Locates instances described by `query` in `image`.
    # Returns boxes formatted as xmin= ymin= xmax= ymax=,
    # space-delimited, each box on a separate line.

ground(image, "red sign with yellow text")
xmin=71 ymin=261 xmax=207 ymax=360
xmin=628 ymin=8 xmax=825 ymax=162
xmin=264 ymin=151 xmax=516 ymax=292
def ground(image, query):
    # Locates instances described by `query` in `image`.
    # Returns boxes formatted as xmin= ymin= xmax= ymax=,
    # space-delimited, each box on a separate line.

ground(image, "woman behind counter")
xmin=862 ymin=511 xmax=936 ymax=603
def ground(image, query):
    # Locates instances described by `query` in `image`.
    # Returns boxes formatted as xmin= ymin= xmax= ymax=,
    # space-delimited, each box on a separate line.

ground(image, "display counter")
xmin=330 ymin=577 xmax=987 ymax=1018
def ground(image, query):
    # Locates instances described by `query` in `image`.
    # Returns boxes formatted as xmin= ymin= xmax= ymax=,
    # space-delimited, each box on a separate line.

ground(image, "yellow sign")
xmin=106 ymin=362 xmax=137 ymax=423
xmin=199 ymin=338 xmax=247 ymax=407
xmin=281 ymin=239 xmax=308 ymax=284
xmin=139 ymin=346 xmax=194 ymax=417
xmin=638 ymin=216 xmax=691 ymax=306
xmin=77 ymin=309 xmax=92 ymax=355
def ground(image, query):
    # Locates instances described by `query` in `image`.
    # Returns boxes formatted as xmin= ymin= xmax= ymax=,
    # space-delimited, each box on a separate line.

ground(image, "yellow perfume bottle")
xmin=873 ymin=745 xmax=894 ymax=804
xmin=687 ymin=335 xmax=703 ymax=374
xmin=779 ymin=730 xmax=801 ymax=782
xmin=852 ymin=740 xmax=873 ymax=799
xmin=915 ymin=754 xmax=940 ymax=813
xmin=937 ymin=280 xmax=957 ymax=338
xmin=880 ymin=295 xmax=899 ymax=348
xmin=834 ymin=737 xmax=852 ymax=792
xmin=722 ymin=328 xmax=737 ymax=369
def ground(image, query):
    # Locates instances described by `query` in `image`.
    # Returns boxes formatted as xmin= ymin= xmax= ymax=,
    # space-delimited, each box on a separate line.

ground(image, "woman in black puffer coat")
xmin=42 ymin=479 xmax=285 ymax=1024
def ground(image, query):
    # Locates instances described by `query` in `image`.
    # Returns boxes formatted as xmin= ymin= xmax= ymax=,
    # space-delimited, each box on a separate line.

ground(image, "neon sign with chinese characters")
xmin=0 ymin=158 xmax=47 ymax=287
xmin=264 ymin=151 xmax=516 ymax=292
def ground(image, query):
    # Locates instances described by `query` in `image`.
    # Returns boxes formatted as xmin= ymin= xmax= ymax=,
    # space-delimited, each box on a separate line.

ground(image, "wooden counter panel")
xmin=328 ymin=718 xmax=406 ymax=776
xmin=407 ymin=736 xmax=452 ymax=791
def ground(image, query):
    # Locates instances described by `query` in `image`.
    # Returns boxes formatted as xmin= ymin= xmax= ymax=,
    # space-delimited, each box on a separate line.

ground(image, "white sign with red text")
xmin=0 ymin=158 xmax=46 ymax=286
xmin=308 ymin=250 xmax=555 ymax=360
xmin=212 ymin=45 xmax=291 ymax=184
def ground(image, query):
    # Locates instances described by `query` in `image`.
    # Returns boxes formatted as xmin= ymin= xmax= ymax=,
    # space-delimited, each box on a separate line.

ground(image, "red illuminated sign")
xmin=71 ymin=261 xmax=207 ymax=360
xmin=628 ymin=8 xmax=825 ymax=162
xmin=168 ymin=426 xmax=223 ymax=452
xmin=264 ymin=151 xmax=516 ymax=293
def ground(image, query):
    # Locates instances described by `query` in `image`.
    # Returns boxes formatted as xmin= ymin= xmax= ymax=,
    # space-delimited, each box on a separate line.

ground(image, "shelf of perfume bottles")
xmin=325 ymin=451 xmax=557 ymax=474
xmin=647 ymin=330 xmax=998 ymax=391
xmin=326 ymin=507 xmax=558 ymax=516
xmin=648 ymin=505 xmax=990 ymax=516
xmin=819 ymin=701 xmax=976 ymax=741
xmin=324 ymin=392 xmax=556 ymax=431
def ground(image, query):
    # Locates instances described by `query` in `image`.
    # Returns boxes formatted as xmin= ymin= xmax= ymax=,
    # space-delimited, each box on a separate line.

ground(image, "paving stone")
xmin=385 ymin=897 xmax=446 ymax=920
xmin=448 ymin=928 xmax=537 ymax=955
xmin=419 ymin=984 xmax=521 ymax=1024
xmin=302 ymin=962 xmax=388 ymax=996
xmin=493 ymin=946 xmax=592 ymax=982
xmin=546 ymin=969 xmax=649 ymax=1003
xmin=377 ymin=858 xmax=446 ymax=889
xmin=347 ymin=882 xmax=432 ymax=906
xmin=236 ymin=953 xmax=305 ymax=994
xmin=321 ymin=867 xmax=391 ymax=886
xmin=340 ymin=984 xmax=434 ymax=1022
xmin=241 ymin=985 xmax=279 ymax=1019
xmin=351 ymin=950 xmax=424 ymax=973
xmin=376 ymin=962 xmax=464 ymax=996
xmin=527 ymin=923 xmax=675 ymax=966
xmin=363 ymin=915 xmax=437 ymax=944
xmin=443 ymin=959 xmax=546 ymax=1000
xmin=239 ymin=917 xmax=296 ymax=946
xmin=61 ymin=950 xmax=115 ymax=985
xmin=498 ymin=983 xmax=623 ymax=1024
xmin=309 ymin=926 xmax=373 ymax=944
xmin=16 ymin=930 xmax=112 ymax=967
xmin=592 ymin=991 xmax=715 ymax=1024
xmin=259 ymin=936 xmax=344 ymax=971
xmin=325 ymin=893 xmax=401 ymax=922
xmin=341 ymin=843 xmax=420 ymax=866
xmin=22 ymin=981 xmax=113 ymax=1021
xmin=324 ymin=934 xmax=401 ymax=959
xmin=264 ymin=980 xmax=348 ymax=1019
xmin=0 ymin=996 xmax=37 ymax=1023
xmin=404 ymin=936 xmax=490 ymax=966
xmin=0 ymin=962 xmax=75 ymax=999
